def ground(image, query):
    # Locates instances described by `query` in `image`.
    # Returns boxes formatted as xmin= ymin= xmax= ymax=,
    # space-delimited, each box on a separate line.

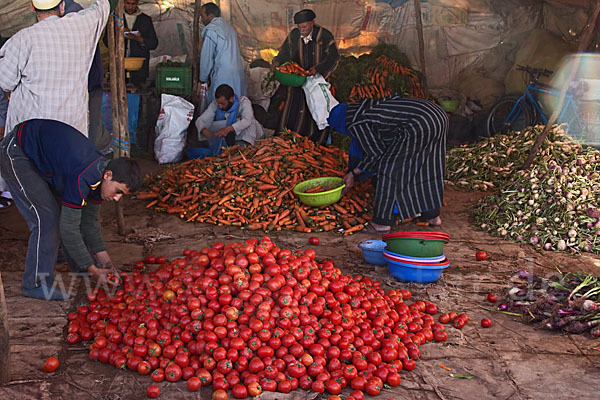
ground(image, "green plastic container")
xmin=293 ymin=177 xmax=345 ymax=207
xmin=156 ymin=62 xmax=192 ymax=96
xmin=383 ymin=237 xmax=447 ymax=258
xmin=275 ymin=70 xmax=307 ymax=87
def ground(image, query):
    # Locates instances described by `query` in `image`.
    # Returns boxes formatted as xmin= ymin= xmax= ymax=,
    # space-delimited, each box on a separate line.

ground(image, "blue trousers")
xmin=0 ymin=130 xmax=60 ymax=290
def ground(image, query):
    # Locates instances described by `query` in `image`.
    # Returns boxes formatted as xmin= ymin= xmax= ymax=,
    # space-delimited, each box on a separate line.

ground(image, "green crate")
xmin=156 ymin=62 xmax=192 ymax=96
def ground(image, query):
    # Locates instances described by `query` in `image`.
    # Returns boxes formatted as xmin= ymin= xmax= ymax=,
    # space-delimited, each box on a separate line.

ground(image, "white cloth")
xmin=195 ymin=96 xmax=263 ymax=146
xmin=0 ymin=0 xmax=109 ymax=136
xmin=302 ymin=32 xmax=313 ymax=44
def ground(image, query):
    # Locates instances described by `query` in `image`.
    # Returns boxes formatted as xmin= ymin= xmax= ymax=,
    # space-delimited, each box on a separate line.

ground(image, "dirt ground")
xmin=1 ymin=158 xmax=599 ymax=400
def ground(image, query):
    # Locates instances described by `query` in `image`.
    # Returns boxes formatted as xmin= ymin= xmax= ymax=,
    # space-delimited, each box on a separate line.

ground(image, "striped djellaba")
xmin=346 ymin=96 xmax=448 ymax=225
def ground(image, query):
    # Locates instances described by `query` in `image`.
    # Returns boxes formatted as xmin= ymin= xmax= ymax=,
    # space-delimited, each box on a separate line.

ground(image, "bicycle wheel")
xmin=485 ymin=95 xmax=534 ymax=137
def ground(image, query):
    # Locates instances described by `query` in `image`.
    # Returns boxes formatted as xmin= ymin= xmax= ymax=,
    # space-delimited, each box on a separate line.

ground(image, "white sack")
xmin=302 ymin=74 xmax=339 ymax=130
xmin=154 ymin=94 xmax=194 ymax=164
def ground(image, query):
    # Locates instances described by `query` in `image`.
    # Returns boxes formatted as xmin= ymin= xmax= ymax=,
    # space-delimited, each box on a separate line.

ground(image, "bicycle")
xmin=485 ymin=64 xmax=587 ymax=139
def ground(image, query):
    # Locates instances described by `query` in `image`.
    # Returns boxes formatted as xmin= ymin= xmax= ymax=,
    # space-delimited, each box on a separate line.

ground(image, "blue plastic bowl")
xmin=358 ymin=240 xmax=387 ymax=266
xmin=386 ymin=258 xmax=450 ymax=283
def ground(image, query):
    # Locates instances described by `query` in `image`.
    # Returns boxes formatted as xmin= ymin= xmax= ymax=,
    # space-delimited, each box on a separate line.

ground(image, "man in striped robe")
xmin=328 ymin=96 xmax=448 ymax=233
xmin=272 ymin=9 xmax=339 ymax=142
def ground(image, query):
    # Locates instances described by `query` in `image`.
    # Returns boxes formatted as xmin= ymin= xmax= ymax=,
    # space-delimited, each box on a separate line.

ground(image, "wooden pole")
xmin=192 ymin=0 xmax=202 ymax=96
xmin=108 ymin=0 xmax=128 ymax=235
xmin=0 ymin=272 xmax=9 ymax=385
xmin=522 ymin=0 xmax=600 ymax=169
xmin=413 ymin=0 xmax=428 ymax=96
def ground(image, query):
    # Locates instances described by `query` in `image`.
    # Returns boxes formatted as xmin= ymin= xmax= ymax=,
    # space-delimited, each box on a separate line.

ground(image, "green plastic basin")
xmin=383 ymin=237 xmax=448 ymax=257
xmin=275 ymin=70 xmax=307 ymax=87
xmin=293 ymin=177 xmax=345 ymax=207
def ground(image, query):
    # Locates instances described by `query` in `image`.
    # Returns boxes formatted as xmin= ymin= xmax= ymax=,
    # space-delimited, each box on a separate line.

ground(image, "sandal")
xmin=361 ymin=224 xmax=391 ymax=234
xmin=0 ymin=196 xmax=13 ymax=209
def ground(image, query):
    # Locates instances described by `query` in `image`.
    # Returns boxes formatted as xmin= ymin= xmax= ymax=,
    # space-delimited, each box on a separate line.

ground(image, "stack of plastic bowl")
xmin=382 ymin=231 xmax=450 ymax=283
xmin=358 ymin=240 xmax=387 ymax=266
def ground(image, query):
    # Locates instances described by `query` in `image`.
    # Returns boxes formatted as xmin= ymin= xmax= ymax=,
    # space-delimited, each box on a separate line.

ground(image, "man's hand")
xmin=308 ymin=66 xmax=317 ymax=76
xmin=87 ymin=265 xmax=113 ymax=285
xmin=201 ymin=128 xmax=214 ymax=139
xmin=0 ymin=126 xmax=5 ymax=140
xmin=215 ymin=126 xmax=233 ymax=138
xmin=270 ymin=61 xmax=280 ymax=72
xmin=125 ymin=30 xmax=143 ymax=44
xmin=341 ymin=171 xmax=354 ymax=197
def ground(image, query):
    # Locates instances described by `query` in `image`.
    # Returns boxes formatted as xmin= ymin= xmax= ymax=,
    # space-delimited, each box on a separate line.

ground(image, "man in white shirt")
xmin=195 ymin=84 xmax=263 ymax=155
xmin=0 ymin=0 xmax=115 ymax=136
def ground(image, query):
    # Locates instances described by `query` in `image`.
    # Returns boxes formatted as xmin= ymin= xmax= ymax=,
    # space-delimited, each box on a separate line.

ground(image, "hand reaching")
xmin=341 ymin=171 xmax=354 ymax=197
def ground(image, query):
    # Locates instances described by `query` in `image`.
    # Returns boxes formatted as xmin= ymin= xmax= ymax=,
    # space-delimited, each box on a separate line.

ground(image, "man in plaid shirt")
xmin=0 ymin=0 xmax=117 ymax=137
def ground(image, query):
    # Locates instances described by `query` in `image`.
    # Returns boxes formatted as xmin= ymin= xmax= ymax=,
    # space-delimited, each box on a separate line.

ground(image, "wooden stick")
xmin=108 ymin=1 xmax=128 ymax=235
xmin=412 ymin=0 xmax=428 ymax=96
xmin=192 ymin=0 xmax=202 ymax=94
xmin=523 ymin=0 xmax=600 ymax=169
xmin=0 ymin=271 xmax=10 ymax=384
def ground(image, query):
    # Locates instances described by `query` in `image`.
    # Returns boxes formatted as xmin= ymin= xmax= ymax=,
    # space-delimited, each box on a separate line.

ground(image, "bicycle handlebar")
xmin=516 ymin=64 xmax=553 ymax=78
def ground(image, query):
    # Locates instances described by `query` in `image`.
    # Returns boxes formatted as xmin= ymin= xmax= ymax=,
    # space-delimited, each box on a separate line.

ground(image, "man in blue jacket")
xmin=0 ymin=120 xmax=141 ymax=301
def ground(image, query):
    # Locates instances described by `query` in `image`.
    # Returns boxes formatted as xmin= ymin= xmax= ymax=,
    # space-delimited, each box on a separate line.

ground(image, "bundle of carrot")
xmin=347 ymin=55 xmax=424 ymax=101
xmin=138 ymin=131 xmax=374 ymax=235
xmin=376 ymin=55 xmax=424 ymax=98
xmin=278 ymin=61 xmax=309 ymax=76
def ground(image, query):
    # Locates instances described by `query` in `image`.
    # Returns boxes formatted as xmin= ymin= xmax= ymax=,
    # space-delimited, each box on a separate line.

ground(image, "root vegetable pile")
xmin=446 ymin=125 xmax=578 ymax=191
xmin=65 ymin=237 xmax=451 ymax=397
xmin=498 ymin=269 xmax=600 ymax=336
xmin=138 ymin=132 xmax=374 ymax=234
xmin=473 ymin=141 xmax=600 ymax=253
xmin=329 ymin=44 xmax=422 ymax=103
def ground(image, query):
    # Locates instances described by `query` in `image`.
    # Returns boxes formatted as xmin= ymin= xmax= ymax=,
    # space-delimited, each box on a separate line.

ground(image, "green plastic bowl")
xmin=293 ymin=177 xmax=345 ymax=207
xmin=383 ymin=237 xmax=448 ymax=257
xmin=438 ymin=100 xmax=459 ymax=113
xmin=275 ymin=70 xmax=307 ymax=87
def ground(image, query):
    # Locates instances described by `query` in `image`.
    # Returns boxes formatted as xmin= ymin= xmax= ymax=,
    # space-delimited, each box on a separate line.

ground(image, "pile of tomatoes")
xmin=65 ymin=236 xmax=450 ymax=399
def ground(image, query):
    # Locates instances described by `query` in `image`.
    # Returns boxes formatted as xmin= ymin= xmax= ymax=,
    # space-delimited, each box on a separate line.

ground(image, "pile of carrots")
xmin=138 ymin=132 xmax=374 ymax=235
xmin=278 ymin=61 xmax=309 ymax=76
xmin=349 ymin=55 xmax=424 ymax=101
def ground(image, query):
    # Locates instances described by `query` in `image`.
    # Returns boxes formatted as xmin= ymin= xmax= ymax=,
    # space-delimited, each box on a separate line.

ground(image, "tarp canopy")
xmin=0 ymin=0 xmax=597 ymax=104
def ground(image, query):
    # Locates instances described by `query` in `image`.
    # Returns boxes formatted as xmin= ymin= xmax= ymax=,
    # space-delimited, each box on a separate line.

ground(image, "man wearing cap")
xmin=272 ymin=9 xmax=340 ymax=142
xmin=0 ymin=0 xmax=117 ymax=138
xmin=196 ymin=2 xmax=246 ymax=104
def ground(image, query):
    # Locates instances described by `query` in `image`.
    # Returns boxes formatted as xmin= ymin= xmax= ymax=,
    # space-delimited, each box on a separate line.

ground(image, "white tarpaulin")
xmin=0 ymin=0 xmax=595 ymax=99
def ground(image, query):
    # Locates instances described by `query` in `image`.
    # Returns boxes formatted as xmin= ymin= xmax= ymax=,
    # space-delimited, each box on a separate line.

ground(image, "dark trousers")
xmin=0 ymin=131 xmax=60 ymax=289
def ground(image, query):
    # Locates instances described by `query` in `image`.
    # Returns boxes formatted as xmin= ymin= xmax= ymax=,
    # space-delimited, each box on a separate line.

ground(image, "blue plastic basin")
xmin=386 ymin=258 xmax=450 ymax=283
xmin=358 ymin=240 xmax=387 ymax=266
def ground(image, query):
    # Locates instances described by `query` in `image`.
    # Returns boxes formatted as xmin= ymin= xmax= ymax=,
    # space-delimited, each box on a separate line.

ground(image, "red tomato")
xmin=43 ymin=356 xmax=59 ymax=373
xmin=476 ymin=250 xmax=487 ymax=261
xmin=146 ymin=384 xmax=160 ymax=398
xmin=309 ymin=237 xmax=320 ymax=245
xmin=144 ymin=256 xmax=156 ymax=264
xmin=487 ymin=293 xmax=498 ymax=303
xmin=481 ymin=318 xmax=492 ymax=328
xmin=187 ymin=377 xmax=202 ymax=392
xmin=212 ymin=389 xmax=228 ymax=400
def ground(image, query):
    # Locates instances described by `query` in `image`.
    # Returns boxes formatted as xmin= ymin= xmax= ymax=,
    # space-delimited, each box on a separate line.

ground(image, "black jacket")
xmin=104 ymin=12 xmax=158 ymax=85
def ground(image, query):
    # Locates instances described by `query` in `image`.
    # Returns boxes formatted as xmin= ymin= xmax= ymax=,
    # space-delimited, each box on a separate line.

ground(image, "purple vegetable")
xmin=498 ymin=303 xmax=509 ymax=311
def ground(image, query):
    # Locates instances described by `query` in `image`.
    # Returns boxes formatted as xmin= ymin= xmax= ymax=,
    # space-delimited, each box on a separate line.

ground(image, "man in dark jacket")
xmin=272 ymin=9 xmax=339 ymax=142
xmin=0 ymin=119 xmax=141 ymax=300
xmin=104 ymin=0 xmax=158 ymax=86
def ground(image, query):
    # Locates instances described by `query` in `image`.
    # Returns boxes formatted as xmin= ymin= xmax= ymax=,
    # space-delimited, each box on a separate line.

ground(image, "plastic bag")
xmin=154 ymin=94 xmax=194 ymax=164
xmin=198 ymin=83 xmax=209 ymax=115
xmin=302 ymin=73 xmax=339 ymax=130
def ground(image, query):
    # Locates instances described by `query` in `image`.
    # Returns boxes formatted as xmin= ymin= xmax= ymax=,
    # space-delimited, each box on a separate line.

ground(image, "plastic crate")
xmin=156 ymin=62 xmax=192 ymax=96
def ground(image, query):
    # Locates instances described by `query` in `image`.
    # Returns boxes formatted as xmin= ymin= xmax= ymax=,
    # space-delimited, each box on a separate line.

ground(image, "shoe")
xmin=361 ymin=224 xmax=391 ymax=234
xmin=23 ymin=285 xmax=70 ymax=301
xmin=0 ymin=196 xmax=12 ymax=209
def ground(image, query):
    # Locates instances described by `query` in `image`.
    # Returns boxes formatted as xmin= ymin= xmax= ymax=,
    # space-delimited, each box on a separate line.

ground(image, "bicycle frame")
xmin=508 ymin=83 xmax=585 ymax=136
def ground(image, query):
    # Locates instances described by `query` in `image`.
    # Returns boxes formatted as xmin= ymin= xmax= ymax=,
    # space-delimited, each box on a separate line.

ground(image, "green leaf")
xmin=450 ymin=374 xmax=474 ymax=379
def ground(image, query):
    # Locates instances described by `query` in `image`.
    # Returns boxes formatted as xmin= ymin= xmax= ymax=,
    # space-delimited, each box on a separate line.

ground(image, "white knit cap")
xmin=32 ymin=0 xmax=62 ymax=10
